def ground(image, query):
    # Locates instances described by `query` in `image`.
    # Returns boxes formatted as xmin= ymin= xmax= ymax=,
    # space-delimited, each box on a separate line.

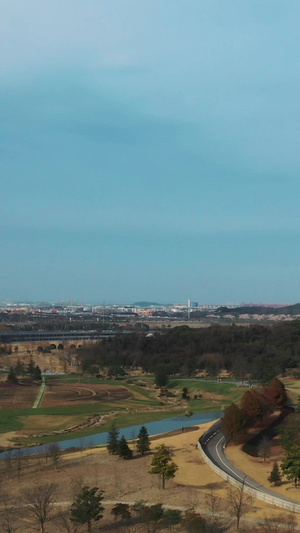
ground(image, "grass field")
xmin=41 ymin=380 xmax=132 ymax=407
xmin=0 ymin=375 xmax=247 ymax=446
xmin=0 ymin=379 xmax=40 ymax=408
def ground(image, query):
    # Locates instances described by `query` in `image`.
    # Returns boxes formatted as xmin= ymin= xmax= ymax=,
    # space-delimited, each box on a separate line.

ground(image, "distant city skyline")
xmin=2 ymin=2 xmax=300 ymax=303
xmin=0 ymin=298 xmax=293 ymax=308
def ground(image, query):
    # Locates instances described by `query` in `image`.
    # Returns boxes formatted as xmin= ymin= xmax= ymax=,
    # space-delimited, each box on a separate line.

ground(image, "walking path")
xmin=32 ymin=376 xmax=46 ymax=408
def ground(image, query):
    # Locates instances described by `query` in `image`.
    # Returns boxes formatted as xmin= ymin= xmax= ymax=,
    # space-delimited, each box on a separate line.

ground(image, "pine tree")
xmin=117 ymin=436 xmax=133 ymax=459
xmin=150 ymin=444 xmax=178 ymax=489
xmin=27 ymin=358 xmax=36 ymax=377
xmin=33 ymin=365 xmax=42 ymax=381
xmin=7 ymin=367 xmax=18 ymax=384
xmin=106 ymin=422 xmax=119 ymax=455
xmin=136 ymin=425 xmax=150 ymax=455
xmin=268 ymin=462 xmax=282 ymax=486
xmin=71 ymin=486 xmax=104 ymax=533
xmin=281 ymin=444 xmax=300 ymax=487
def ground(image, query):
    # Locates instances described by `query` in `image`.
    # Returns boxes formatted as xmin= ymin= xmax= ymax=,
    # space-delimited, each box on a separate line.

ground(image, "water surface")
xmin=2 ymin=410 xmax=222 ymax=458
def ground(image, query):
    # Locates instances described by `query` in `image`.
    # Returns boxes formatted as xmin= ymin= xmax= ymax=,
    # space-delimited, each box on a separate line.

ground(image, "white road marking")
xmin=214 ymin=436 xmax=262 ymax=492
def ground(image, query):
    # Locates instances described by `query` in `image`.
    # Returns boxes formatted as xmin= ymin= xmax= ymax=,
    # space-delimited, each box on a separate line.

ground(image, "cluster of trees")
xmin=77 ymin=321 xmax=300 ymax=380
xmin=278 ymin=412 xmax=300 ymax=487
xmin=106 ymin=423 xmax=150 ymax=459
xmin=7 ymin=358 xmax=42 ymax=383
xmin=222 ymin=378 xmax=287 ymax=442
xmin=0 ymin=478 xmax=297 ymax=533
xmin=265 ymin=412 xmax=300 ymax=488
xmin=107 ymin=425 xmax=178 ymax=490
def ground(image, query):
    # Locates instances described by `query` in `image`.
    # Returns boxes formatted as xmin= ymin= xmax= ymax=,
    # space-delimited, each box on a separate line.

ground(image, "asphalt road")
xmin=201 ymin=421 xmax=300 ymax=508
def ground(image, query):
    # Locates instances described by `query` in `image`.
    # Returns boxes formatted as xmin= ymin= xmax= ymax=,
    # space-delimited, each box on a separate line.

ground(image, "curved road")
xmin=201 ymin=421 xmax=300 ymax=510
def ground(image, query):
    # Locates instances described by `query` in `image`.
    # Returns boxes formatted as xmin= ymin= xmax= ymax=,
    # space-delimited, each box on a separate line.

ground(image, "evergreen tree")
xmin=33 ymin=365 xmax=42 ymax=381
xmin=150 ymin=444 xmax=178 ymax=489
xmin=281 ymin=444 xmax=300 ymax=487
xmin=7 ymin=367 xmax=18 ymax=384
xmin=15 ymin=359 xmax=25 ymax=376
xmin=280 ymin=413 xmax=300 ymax=452
xmin=106 ymin=422 xmax=119 ymax=455
xmin=27 ymin=358 xmax=36 ymax=377
xmin=136 ymin=425 xmax=150 ymax=455
xmin=117 ymin=436 xmax=133 ymax=459
xmin=70 ymin=486 xmax=104 ymax=533
xmin=268 ymin=462 xmax=282 ymax=486
xmin=111 ymin=503 xmax=131 ymax=521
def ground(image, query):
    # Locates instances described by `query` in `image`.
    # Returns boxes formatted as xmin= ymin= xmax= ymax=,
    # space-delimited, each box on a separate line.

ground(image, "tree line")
xmin=77 ymin=321 xmax=300 ymax=380
xmin=7 ymin=358 xmax=42 ymax=383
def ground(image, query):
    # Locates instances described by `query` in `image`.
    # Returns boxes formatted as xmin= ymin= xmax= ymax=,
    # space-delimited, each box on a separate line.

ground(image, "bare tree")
xmin=46 ymin=442 xmax=62 ymax=469
xmin=22 ymin=482 xmax=57 ymax=533
xmin=227 ymin=481 xmax=252 ymax=530
xmin=70 ymin=475 xmax=85 ymax=500
xmin=259 ymin=512 xmax=297 ymax=533
xmin=205 ymin=488 xmax=222 ymax=517
xmin=0 ymin=493 xmax=20 ymax=533
xmin=78 ymin=437 xmax=85 ymax=457
xmin=15 ymin=448 xmax=25 ymax=481
xmin=258 ymin=436 xmax=272 ymax=463
xmin=4 ymin=448 xmax=13 ymax=478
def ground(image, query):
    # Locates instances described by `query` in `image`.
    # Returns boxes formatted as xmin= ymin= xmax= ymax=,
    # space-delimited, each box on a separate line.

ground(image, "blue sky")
xmin=1 ymin=1 xmax=300 ymax=304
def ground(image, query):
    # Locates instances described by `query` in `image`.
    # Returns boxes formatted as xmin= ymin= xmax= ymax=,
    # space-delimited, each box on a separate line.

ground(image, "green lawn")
xmin=14 ymin=408 xmax=189 ymax=445
xmin=168 ymin=379 xmax=246 ymax=401
xmin=0 ymin=376 xmax=244 ymax=446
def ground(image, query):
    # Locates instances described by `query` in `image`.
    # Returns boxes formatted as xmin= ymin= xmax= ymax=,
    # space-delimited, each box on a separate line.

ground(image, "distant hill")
xmin=132 ymin=301 xmax=167 ymax=307
xmin=215 ymin=303 xmax=300 ymax=316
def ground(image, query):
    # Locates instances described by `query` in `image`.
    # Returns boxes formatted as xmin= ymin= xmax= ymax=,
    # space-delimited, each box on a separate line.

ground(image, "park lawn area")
xmin=45 ymin=375 xmax=159 ymax=404
xmin=0 ymin=402 xmax=127 ymax=435
xmin=105 ymin=408 xmax=186 ymax=433
xmin=168 ymin=379 xmax=247 ymax=408
xmin=18 ymin=414 xmax=84 ymax=432
xmin=126 ymin=384 xmax=158 ymax=402
xmin=0 ymin=383 xmax=170 ymax=444
xmin=13 ymin=407 xmax=188 ymax=446
xmin=0 ymin=377 xmax=246 ymax=446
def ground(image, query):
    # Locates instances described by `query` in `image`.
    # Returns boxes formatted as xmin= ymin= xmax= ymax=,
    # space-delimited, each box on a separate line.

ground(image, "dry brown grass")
xmin=0 ymin=379 xmax=39 ymax=408
xmin=1 ymin=422 xmax=300 ymax=532
xmin=41 ymin=381 xmax=132 ymax=407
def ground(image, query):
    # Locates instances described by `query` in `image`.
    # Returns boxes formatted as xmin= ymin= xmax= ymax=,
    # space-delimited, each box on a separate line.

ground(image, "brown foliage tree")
xmin=222 ymin=403 xmax=248 ymax=443
xmin=267 ymin=378 xmax=287 ymax=407
xmin=241 ymin=390 xmax=264 ymax=425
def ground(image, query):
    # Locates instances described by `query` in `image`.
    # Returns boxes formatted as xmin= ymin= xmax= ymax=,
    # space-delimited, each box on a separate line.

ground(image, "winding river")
xmin=1 ymin=410 xmax=222 ymax=458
